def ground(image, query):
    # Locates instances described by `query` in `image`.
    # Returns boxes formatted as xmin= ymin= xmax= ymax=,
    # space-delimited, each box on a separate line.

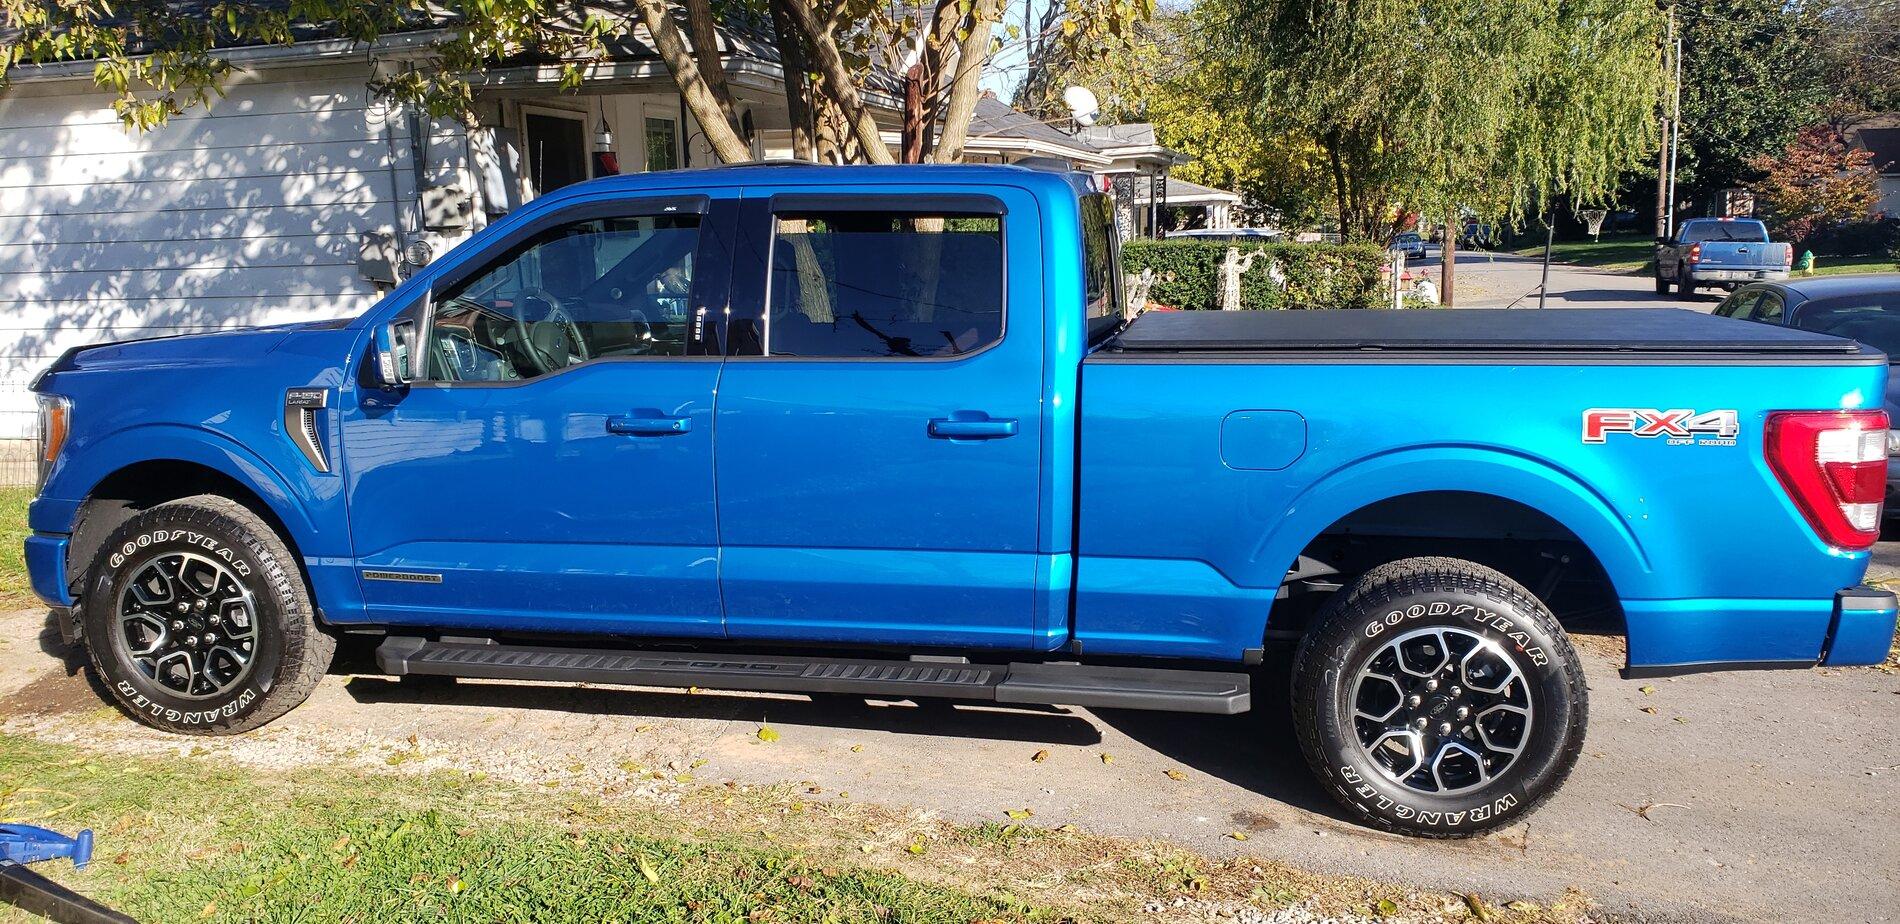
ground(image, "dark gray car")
xmin=1715 ymin=275 xmax=1900 ymax=512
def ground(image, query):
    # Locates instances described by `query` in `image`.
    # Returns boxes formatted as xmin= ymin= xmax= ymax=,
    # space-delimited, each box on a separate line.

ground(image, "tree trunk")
xmin=684 ymin=0 xmax=739 ymax=130
xmin=928 ymin=0 xmax=998 ymax=164
xmin=781 ymin=0 xmax=896 ymax=164
xmin=1441 ymin=218 xmax=1457 ymax=307
xmin=1325 ymin=130 xmax=1351 ymax=242
xmin=768 ymin=0 xmax=815 ymax=160
xmin=918 ymin=0 xmax=960 ymax=161
xmin=632 ymin=0 xmax=751 ymax=163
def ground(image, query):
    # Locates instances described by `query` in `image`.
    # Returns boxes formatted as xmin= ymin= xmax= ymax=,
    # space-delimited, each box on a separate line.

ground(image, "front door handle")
xmin=606 ymin=414 xmax=692 ymax=436
xmin=928 ymin=414 xmax=1018 ymax=440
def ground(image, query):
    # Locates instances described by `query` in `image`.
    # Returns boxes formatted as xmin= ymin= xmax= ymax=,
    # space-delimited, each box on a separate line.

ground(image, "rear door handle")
xmin=606 ymin=414 xmax=692 ymax=435
xmin=928 ymin=414 xmax=1018 ymax=439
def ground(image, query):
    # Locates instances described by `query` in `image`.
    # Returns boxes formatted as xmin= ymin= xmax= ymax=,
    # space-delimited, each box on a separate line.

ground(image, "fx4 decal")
xmin=1582 ymin=408 xmax=1740 ymax=446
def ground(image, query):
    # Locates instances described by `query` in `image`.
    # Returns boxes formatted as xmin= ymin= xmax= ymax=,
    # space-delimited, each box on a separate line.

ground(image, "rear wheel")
xmin=1653 ymin=271 xmax=1668 ymax=294
xmin=1292 ymin=557 xmax=1586 ymax=838
xmin=1674 ymin=269 xmax=1696 ymax=299
xmin=81 ymin=494 xmax=334 ymax=734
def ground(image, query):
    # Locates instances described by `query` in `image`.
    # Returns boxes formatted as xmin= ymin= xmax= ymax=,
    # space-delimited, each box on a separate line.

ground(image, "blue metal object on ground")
xmin=0 ymin=826 xmax=92 ymax=870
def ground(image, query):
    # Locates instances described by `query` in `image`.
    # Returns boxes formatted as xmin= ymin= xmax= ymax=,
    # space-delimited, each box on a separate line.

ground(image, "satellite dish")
xmin=1062 ymin=86 xmax=1101 ymax=126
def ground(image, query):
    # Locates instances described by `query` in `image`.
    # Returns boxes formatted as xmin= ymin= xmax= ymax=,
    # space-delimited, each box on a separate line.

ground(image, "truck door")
xmin=713 ymin=187 xmax=1048 ymax=649
xmin=340 ymin=192 xmax=734 ymax=638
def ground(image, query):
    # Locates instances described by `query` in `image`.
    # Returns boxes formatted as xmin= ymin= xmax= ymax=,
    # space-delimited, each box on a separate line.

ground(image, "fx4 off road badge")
xmin=1582 ymin=408 xmax=1739 ymax=446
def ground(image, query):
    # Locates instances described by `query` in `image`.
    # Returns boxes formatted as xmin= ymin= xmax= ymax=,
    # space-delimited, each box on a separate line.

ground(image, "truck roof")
xmin=544 ymin=161 xmax=1096 ymax=200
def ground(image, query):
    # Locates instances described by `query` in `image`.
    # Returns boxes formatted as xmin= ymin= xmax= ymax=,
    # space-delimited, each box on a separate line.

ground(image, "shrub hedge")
xmin=1120 ymin=238 xmax=1389 ymax=310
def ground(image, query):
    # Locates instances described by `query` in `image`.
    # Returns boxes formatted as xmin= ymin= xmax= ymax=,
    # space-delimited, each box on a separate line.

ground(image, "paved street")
xmin=2 ymin=603 xmax=1893 ymax=924
xmin=1403 ymin=247 xmax=1722 ymax=311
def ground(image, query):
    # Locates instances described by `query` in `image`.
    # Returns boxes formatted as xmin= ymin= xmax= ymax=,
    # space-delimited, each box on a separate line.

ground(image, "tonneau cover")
xmin=1105 ymin=308 xmax=1867 ymax=355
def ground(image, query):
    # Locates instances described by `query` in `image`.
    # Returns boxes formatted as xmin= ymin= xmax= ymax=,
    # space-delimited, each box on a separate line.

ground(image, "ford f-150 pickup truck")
xmin=23 ymin=164 xmax=1898 ymax=838
xmin=1656 ymin=216 xmax=1792 ymax=298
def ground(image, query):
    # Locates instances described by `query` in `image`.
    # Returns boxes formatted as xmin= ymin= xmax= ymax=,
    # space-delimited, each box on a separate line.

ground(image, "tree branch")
xmin=631 ymin=0 xmax=752 ymax=163
xmin=928 ymin=0 xmax=1000 ymax=164
xmin=684 ymin=0 xmax=739 ymax=128
xmin=781 ymin=0 xmax=896 ymax=164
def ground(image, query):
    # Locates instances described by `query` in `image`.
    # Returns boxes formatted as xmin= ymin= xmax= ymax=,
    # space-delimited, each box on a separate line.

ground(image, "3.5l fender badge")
xmin=1582 ymin=408 xmax=1739 ymax=446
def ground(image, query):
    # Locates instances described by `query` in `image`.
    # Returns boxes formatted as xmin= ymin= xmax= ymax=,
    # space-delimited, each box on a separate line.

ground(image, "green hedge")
xmin=1120 ymin=239 xmax=1388 ymax=310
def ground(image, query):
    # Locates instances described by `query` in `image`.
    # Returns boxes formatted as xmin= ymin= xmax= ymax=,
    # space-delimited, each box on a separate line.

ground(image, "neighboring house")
xmin=0 ymin=20 xmax=1234 ymax=466
xmin=1846 ymin=116 xmax=1900 ymax=216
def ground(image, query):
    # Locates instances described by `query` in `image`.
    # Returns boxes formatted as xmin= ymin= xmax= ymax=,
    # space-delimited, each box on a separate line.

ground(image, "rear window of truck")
xmin=766 ymin=211 xmax=1003 ymax=358
xmin=1680 ymin=220 xmax=1768 ymax=243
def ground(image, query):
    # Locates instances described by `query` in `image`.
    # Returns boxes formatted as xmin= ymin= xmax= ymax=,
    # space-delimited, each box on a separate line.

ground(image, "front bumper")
xmin=1822 ymin=586 xmax=1898 ymax=667
xmin=24 ymin=533 xmax=72 ymax=608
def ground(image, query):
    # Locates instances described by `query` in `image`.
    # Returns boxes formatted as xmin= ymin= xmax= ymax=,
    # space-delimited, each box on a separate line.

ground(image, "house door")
xmin=524 ymin=112 xmax=589 ymax=195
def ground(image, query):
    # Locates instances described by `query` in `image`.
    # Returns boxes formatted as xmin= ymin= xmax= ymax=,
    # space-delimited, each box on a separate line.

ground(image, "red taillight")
xmin=1765 ymin=410 xmax=1890 ymax=550
xmin=1784 ymin=248 xmax=1793 ymax=267
xmin=1688 ymin=243 xmax=1702 ymax=264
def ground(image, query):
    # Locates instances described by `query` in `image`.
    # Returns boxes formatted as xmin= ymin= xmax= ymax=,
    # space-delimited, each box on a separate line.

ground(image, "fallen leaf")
xmin=1638 ymin=685 xmax=1657 ymax=695
xmin=1164 ymin=769 xmax=1187 ymax=781
xmin=1639 ymin=705 xmax=1659 ymax=715
xmin=1031 ymin=748 xmax=1049 ymax=763
xmin=1099 ymin=753 xmax=1115 ymax=765
xmin=636 ymin=853 xmax=661 ymax=883
xmin=1005 ymin=808 xmax=1034 ymax=820
xmin=1673 ymin=716 xmax=1689 ymax=724
xmin=634 ymin=724 xmax=653 ymax=732
xmin=859 ymin=843 xmax=876 ymax=854
xmin=199 ymin=902 xmax=217 ymax=919
xmin=757 ymin=726 xmax=780 ymax=742
xmin=787 ymin=874 xmax=815 ymax=891
xmin=1375 ymin=897 xmax=1399 ymax=915
xmin=1227 ymin=831 xmax=1249 ymax=841
xmin=906 ymin=841 xmax=926 ymax=855
xmin=849 ymin=745 xmax=863 ymax=753
xmin=1463 ymin=893 xmax=1491 ymax=921
xmin=1618 ymin=801 xmax=1688 ymax=821
xmin=447 ymin=875 xmax=466 ymax=895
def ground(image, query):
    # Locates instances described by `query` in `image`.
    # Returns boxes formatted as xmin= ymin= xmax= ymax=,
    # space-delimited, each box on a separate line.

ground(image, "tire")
xmin=1653 ymin=271 xmax=1668 ymax=294
xmin=1291 ymin=557 xmax=1586 ymax=838
xmin=80 ymin=494 xmax=334 ymax=735
xmin=1674 ymin=270 xmax=1696 ymax=299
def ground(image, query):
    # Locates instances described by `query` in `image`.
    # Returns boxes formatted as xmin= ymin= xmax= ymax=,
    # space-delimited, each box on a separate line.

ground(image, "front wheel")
xmin=80 ymin=494 xmax=335 ymax=734
xmin=1292 ymin=557 xmax=1586 ymax=838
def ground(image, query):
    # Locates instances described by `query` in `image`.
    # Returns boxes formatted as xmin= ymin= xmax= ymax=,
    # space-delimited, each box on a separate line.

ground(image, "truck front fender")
xmin=1255 ymin=444 xmax=1653 ymax=605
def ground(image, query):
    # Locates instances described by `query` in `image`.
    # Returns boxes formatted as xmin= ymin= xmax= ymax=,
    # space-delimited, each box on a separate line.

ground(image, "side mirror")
xmin=371 ymin=319 xmax=417 ymax=387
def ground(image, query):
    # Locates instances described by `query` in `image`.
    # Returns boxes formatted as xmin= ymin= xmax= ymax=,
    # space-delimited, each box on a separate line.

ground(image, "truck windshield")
xmin=1680 ymin=221 xmax=1768 ymax=243
xmin=1792 ymin=293 xmax=1900 ymax=359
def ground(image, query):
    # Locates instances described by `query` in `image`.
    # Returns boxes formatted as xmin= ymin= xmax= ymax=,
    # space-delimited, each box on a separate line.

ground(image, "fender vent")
xmin=284 ymin=388 xmax=330 ymax=473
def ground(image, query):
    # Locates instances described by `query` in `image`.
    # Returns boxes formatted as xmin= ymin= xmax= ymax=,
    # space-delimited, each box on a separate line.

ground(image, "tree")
xmin=1 ymin=0 xmax=1149 ymax=164
xmin=1203 ymin=0 xmax=1668 ymax=246
xmin=1748 ymin=123 xmax=1882 ymax=247
xmin=1015 ymin=7 xmax=1331 ymax=228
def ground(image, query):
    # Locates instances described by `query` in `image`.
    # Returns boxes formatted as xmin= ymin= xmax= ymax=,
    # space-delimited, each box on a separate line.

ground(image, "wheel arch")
xmin=1256 ymin=447 xmax=1649 ymax=632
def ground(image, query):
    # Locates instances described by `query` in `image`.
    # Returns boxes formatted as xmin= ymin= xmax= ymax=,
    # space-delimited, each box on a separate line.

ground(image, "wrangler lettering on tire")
xmin=1292 ymin=557 xmax=1587 ymax=838
xmin=82 ymin=494 xmax=335 ymax=735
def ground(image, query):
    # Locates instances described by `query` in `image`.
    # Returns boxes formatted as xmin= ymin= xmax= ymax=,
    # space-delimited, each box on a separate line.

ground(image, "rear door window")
xmin=766 ymin=210 xmax=1003 ymax=358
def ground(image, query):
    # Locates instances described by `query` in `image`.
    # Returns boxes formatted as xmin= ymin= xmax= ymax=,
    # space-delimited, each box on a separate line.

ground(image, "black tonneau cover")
xmin=1105 ymin=308 xmax=1867 ymax=356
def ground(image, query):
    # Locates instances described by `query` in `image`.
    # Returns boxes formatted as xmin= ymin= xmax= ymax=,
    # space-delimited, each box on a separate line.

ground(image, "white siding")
xmin=0 ymin=66 xmax=475 ymax=439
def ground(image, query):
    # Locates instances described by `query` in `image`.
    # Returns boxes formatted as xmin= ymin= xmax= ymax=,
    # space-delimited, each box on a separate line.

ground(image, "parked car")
xmin=1655 ymin=217 xmax=1792 ymax=298
xmin=1388 ymin=232 xmax=1427 ymax=260
xmin=23 ymin=163 xmax=1898 ymax=840
xmin=1715 ymin=274 xmax=1900 ymax=514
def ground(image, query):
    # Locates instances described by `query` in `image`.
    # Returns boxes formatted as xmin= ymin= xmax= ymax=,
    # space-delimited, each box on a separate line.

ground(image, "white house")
xmin=1845 ymin=116 xmax=1900 ymax=216
xmin=0 ymin=16 xmax=1231 ymax=474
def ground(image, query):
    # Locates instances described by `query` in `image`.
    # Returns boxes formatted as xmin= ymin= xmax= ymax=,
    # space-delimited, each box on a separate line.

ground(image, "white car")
xmin=1388 ymin=232 xmax=1427 ymax=259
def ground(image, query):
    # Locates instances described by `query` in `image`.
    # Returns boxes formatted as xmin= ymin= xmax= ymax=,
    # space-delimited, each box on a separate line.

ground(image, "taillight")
xmin=1783 ymin=247 xmax=1793 ymax=267
xmin=1688 ymin=243 xmax=1702 ymax=265
xmin=1765 ymin=410 xmax=1890 ymax=550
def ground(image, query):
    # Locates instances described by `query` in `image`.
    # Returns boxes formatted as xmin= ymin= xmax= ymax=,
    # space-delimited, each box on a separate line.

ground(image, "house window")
xmin=645 ymin=117 xmax=679 ymax=171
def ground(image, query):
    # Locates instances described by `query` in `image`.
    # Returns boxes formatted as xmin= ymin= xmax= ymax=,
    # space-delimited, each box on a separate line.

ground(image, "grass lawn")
xmin=1 ymin=485 xmax=34 ymax=608
xmin=1803 ymin=254 xmax=1900 ymax=277
xmin=1510 ymin=235 xmax=1655 ymax=272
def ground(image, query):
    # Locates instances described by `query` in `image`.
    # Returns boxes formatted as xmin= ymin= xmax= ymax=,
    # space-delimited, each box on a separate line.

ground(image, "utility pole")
xmin=1654 ymin=6 xmax=1674 ymax=244
xmin=1442 ymin=212 xmax=1456 ymax=307
xmin=1666 ymin=22 xmax=1683 ymax=236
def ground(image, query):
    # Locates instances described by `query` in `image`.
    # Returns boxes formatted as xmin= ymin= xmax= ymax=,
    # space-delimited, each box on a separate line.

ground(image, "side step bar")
xmin=375 ymin=637 xmax=1250 ymax=715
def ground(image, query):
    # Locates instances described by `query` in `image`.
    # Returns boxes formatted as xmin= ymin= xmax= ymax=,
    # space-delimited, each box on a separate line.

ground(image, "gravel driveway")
xmin=1 ymin=604 xmax=1893 ymax=924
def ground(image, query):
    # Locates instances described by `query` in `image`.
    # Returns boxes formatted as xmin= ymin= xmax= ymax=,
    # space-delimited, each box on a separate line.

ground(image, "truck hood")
xmin=34 ymin=318 xmax=353 ymax=386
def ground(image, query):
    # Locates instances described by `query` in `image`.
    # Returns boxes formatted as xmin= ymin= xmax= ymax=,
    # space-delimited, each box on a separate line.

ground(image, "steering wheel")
xmin=512 ymin=286 xmax=590 ymax=374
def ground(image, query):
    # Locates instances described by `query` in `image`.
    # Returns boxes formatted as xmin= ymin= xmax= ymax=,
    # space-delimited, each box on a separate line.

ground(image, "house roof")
xmin=1132 ymin=176 xmax=1243 ymax=206
xmin=963 ymin=96 xmax=1112 ymax=166
xmin=1854 ymin=127 xmax=1900 ymax=175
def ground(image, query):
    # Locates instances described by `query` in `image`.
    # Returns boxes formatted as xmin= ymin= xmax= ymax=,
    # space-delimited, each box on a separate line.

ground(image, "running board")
xmin=374 ymin=637 xmax=1250 ymax=715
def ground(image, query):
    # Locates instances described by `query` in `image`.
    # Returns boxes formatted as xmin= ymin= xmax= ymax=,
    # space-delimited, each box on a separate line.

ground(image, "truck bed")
xmin=1101 ymin=308 xmax=1873 ymax=360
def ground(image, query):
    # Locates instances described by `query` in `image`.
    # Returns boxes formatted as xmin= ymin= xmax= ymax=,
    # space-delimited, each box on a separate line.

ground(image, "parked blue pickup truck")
xmin=23 ymin=164 xmax=1898 ymax=838
xmin=1655 ymin=216 xmax=1792 ymax=298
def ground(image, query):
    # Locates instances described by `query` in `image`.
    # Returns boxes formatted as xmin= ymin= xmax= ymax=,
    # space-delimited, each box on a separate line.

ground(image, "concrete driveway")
xmin=1402 ymin=248 xmax=1716 ymax=310
xmin=1 ymin=603 xmax=1893 ymax=924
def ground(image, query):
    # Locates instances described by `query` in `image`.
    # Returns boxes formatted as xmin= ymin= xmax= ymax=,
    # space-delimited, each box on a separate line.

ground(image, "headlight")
xmin=35 ymin=394 xmax=71 ymax=490
xmin=1888 ymin=428 xmax=1900 ymax=458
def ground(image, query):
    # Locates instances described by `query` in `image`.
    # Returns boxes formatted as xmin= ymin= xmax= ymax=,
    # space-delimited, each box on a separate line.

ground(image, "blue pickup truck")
xmin=1655 ymin=217 xmax=1792 ymax=297
xmin=23 ymin=164 xmax=1898 ymax=838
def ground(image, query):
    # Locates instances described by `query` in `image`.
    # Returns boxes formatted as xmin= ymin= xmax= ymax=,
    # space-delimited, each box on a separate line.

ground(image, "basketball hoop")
xmin=1580 ymin=209 xmax=1608 ymax=240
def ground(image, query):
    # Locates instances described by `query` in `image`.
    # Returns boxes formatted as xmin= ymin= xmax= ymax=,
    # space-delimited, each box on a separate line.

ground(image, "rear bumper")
xmin=1689 ymin=267 xmax=1788 ymax=283
xmin=1822 ymin=586 xmax=1898 ymax=667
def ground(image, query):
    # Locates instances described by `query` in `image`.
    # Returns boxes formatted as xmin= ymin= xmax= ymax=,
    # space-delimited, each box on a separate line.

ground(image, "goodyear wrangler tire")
xmin=80 ymin=494 xmax=334 ymax=735
xmin=1292 ymin=557 xmax=1586 ymax=838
